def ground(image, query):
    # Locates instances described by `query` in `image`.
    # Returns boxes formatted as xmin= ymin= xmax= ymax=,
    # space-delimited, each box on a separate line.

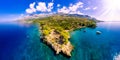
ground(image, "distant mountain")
xmin=55 ymin=13 xmax=101 ymax=22
xmin=20 ymin=13 xmax=102 ymax=22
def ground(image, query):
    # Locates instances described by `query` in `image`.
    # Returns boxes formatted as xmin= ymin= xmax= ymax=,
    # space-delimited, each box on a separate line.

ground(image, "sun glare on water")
xmin=101 ymin=0 xmax=120 ymax=21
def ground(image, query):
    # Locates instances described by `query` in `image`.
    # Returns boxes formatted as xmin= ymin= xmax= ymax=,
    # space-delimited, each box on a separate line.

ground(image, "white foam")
xmin=113 ymin=53 xmax=120 ymax=60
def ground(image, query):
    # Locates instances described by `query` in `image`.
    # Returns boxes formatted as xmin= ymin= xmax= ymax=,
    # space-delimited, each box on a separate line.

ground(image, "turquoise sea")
xmin=0 ymin=22 xmax=120 ymax=60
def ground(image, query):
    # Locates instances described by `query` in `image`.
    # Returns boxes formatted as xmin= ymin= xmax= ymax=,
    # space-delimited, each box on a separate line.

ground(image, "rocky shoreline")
xmin=29 ymin=14 xmax=96 ymax=57
xmin=40 ymin=29 xmax=73 ymax=56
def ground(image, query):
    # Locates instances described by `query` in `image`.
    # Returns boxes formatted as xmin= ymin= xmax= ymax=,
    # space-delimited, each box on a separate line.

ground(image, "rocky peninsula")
xmin=31 ymin=14 xmax=96 ymax=57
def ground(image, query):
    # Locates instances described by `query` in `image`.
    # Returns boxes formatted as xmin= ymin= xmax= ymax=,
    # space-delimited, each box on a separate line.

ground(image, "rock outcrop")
xmin=30 ymin=14 xmax=97 ymax=57
xmin=40 ymin=29 xmax=73 ymax=56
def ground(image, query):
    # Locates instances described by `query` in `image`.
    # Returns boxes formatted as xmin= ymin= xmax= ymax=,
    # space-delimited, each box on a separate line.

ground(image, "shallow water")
xmin=70 ymin=22 xmax=120 ymax=60
xmin=0 ymin=22 xmax=120 ymax=60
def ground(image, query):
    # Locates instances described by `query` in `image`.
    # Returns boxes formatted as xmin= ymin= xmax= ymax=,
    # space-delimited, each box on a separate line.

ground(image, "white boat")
xmin=96 ymin=31 xmax=101 ymax=34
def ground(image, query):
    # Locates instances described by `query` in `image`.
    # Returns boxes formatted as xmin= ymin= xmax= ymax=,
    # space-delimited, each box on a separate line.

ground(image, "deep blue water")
xmin=0 ymin=22 xmax=120 ymax=60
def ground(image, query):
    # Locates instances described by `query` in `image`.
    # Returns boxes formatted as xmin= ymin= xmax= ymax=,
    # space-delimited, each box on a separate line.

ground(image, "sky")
xmin=0 ymin=0 xmax=120 ymax=21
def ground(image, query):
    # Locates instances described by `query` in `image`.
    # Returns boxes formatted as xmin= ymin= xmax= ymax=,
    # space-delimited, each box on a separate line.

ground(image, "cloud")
xmin=93 ymin=7 xmax=97 ymax=10
xmin=84 ymin=7 xmax=98 ymax=11
xmin=69 ymin=11 xmax=83 ymax=15
xmin=26 ymin=2 xmax=54 ymax=14
xmin=47 ymin=2 xmax=54 ymax=12
xmin=26 ymin=2 xmax=36 ymax=14
xmin=69 ymin=2 xmax=83 ymax=12
xmin=57 ymin=4 xmax=60 ymax=7
xmin=36 ymin=2 xmax=54 ymax=12
xmin=57 ymin=2 xmax=84 ymax=14
xmin=26 ymin=1 xmax=84 ymax=14
xmin=30 ymin=2 xmax=36 ymax=9
xmin=84 ymin=7 xmax=91 ymax=10
xmin=26 ymin=9 xmax=34 ymax=14
xmin=36 ymin=2 xmax=48 ymax=12
xmin=58 ymin=6 xmax=70 ymax=13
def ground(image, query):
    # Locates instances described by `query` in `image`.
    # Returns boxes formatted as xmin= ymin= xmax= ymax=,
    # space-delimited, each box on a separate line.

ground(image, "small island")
xmin=30 ymin=14 xmax=96 ymax=56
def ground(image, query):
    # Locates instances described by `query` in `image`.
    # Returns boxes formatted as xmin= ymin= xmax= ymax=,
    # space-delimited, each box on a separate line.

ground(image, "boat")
xmin=96 ymin=31 xmax=101 ymax=34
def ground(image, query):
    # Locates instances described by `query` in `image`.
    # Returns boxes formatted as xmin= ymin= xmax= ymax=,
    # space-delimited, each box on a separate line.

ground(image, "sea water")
xmin=0 ymin=22 xmax=120 ymax=60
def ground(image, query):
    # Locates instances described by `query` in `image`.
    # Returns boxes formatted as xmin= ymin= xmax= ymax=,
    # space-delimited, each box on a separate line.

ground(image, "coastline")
xmin=21 ymin=15 xmax=97 ymax=57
